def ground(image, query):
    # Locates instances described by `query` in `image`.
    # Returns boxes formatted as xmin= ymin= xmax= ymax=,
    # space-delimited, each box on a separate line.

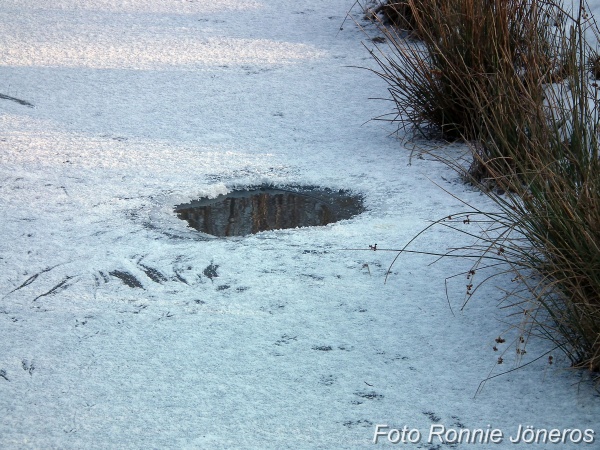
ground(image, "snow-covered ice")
xmin=0 ymin=0 xmax=598 ymax=448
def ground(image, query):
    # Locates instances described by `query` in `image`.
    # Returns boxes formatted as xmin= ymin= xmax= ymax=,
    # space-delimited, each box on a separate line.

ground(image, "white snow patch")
xmin=0 ymin=0 xmax=599 ymax=448
xmin=1 ymin=0 xmax=263 ymax=14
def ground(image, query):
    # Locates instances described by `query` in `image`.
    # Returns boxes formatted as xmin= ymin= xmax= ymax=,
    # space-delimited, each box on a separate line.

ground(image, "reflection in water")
xmin=175 ymin=187 xmax=364 ymax=237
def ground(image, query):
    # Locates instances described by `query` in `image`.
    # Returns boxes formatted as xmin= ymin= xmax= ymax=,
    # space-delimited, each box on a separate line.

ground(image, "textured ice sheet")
xmin=0 ymin=0 xmax=599 ymax=448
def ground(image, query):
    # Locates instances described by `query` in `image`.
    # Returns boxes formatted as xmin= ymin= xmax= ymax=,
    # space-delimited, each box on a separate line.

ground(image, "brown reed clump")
xmin=368 ymin=0 xmax=600 ymax=375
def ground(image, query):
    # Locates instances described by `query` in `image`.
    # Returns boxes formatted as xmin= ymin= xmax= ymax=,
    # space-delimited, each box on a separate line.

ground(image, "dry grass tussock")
xmin=362 ymin=0 xmax=600 ymax=379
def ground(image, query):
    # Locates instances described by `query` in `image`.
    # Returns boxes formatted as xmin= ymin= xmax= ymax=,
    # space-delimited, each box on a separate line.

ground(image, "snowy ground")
xmin=0 ymin=0 xmax=598 ymax=448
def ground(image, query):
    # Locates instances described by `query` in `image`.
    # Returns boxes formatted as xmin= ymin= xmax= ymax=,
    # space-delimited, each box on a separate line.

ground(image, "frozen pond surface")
xmin=0 ymin=0 xmax=599 ymax=448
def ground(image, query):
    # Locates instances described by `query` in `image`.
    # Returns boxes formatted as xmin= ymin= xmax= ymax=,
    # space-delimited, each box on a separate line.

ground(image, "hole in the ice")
xmin=174 ymin=185 xmax=365 ymax=237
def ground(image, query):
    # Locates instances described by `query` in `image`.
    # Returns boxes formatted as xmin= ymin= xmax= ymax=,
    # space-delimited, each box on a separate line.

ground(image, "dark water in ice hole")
xmin=174 ymin=186 xmax=365 ymax=237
